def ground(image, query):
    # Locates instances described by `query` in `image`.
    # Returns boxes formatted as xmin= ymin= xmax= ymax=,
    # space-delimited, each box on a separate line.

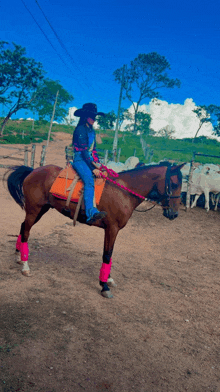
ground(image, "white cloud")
xmin=67 ymin=100 xmax=220 ymax=141
xmin=149 ymin=98 xmax=218 ymax=140
xmin=65 ymin=106 xmax=78 ymax=126
xmin=121 ymin=99 xmax=219 ymax=140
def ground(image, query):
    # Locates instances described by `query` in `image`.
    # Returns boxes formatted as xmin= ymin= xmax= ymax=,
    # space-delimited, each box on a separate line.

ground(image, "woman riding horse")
xmin=71 ymin=103 xmax=107 ymax=225
xmin=5 ymin=152 xmax=184 ymax=298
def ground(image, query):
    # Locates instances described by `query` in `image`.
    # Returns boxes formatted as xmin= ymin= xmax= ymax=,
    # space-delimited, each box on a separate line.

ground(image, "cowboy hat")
xmin=74 ymin=103 xmax=105 ymax=118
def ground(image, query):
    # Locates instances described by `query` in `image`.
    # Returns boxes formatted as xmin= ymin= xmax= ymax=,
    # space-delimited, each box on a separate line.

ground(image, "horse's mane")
xmin=120 ymin=161 xmax=173 ymax=175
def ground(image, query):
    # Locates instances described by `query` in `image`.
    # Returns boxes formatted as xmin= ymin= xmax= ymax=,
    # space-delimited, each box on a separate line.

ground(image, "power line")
xmin=20 ymin=0 xmax=89 ymax=93
xmin=34 ymin=0 xmax=99 ymax=95
xmin=35 ymin=1 xmax=82 ymax=74
xmin=20 ymin=0 xmax=70 ymax=71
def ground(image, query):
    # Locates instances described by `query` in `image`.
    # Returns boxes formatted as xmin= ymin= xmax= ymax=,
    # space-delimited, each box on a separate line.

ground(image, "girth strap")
xmin=73 ymin=190 xmax=84 ymax=226
xmin=65 ymin=174 xmax=80 ymax=210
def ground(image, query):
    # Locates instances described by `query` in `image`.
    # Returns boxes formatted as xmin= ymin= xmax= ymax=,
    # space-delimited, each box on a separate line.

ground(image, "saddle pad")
xmin=49 ymin=166 xmax=106 ymax=205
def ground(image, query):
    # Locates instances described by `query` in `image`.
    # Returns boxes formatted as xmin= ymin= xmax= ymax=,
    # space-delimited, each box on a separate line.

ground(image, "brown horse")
xmin=5 ymin=162 xmax=184 ymax=298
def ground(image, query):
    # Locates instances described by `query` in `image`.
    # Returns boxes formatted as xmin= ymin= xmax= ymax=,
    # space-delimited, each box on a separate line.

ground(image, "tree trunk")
xmin=0 ymin=113 xmax=11 ymax=136
xmin=133 ymin=108 xmax=138 ymax=134
xmin=192 ymin=122 xmax=203 ymax=143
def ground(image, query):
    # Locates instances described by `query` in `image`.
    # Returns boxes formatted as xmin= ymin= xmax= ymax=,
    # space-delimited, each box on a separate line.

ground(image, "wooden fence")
xmin=65 ymin=146 xmax=140 ymax=166
xmin=0 ymin=144 xmax=36 ymax=168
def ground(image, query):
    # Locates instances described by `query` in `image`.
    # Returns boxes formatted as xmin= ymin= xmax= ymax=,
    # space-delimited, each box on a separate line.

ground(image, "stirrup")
xmin=86 ymin=211 xmax=107 ymax=225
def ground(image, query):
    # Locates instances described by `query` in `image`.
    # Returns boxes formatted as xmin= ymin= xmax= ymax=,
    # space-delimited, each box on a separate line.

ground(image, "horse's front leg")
xmin=100 ymin=225 xmax=119 ymax=299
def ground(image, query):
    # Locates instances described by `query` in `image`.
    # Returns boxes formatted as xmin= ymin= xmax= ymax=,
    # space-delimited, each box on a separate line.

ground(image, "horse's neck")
xmin=119 ymin=168 xmax=163 ymax=204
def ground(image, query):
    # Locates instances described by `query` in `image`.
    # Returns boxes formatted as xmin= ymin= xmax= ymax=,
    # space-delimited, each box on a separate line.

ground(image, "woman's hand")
xmin=93 ymin=169 xmax=102 ymax=178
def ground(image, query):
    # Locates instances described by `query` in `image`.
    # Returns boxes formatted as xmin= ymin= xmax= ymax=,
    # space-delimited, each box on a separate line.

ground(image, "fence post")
xmin=104 ymin=150 xmax=108 ymax=165
xmin=40 ymin=145 xmax=46 ymax=166
xmin=149 ymin=150 xmax=154 ymax=163
xmin=186 ymin=152 xmax=196 ymax=211
xmin=24 ymin=146 xmax=28 ymax=166
xmin=30 ymin=144 xmax=36 ymax=168
xmin=117 ymin=148 xmax=121 ymax=163
xmin=144 ymin=146 xmax=149 ymax=161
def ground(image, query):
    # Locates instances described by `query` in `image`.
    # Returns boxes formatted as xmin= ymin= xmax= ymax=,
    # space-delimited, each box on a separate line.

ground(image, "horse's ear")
xmin=178 ymin=163 xmax=187 ymax=170
xmin=170 ymin=163 xmax=186 ymax=174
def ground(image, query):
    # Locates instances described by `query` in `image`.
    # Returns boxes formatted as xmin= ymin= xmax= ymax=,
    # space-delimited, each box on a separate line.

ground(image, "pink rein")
xmin=99 ymin=164 xmax=146 ymax=200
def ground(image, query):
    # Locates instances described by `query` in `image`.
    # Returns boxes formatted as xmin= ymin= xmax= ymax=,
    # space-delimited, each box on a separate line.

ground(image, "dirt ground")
xmin=0 ymin=133 xmax=220 ymax=392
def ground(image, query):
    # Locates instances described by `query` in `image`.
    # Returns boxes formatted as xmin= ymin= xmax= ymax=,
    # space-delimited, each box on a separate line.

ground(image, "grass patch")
xmin=1 ymin=119 xmax=220 ymax=164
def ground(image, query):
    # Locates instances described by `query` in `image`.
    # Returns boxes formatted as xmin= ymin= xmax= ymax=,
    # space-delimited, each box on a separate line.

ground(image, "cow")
xmin=190 ymin=169 xmax=220 ymax=211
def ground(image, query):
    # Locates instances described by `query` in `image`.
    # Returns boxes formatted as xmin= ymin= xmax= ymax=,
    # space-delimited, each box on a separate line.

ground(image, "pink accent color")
xmin=100 ymin=165 xmax=119 ymax=178
xmin=16 ymin=234 xmax=22 ymax=251
xmin=20 ymin=242 xmax=29 ymax=262
xmin=99 ymin=259 xmax=112 ymax=282
xmin=99 ymin=166 xmax=145 ymax=200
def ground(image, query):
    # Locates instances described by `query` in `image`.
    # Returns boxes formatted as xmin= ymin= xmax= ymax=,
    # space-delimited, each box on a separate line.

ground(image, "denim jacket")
xmin=72 ymin=124 xmax=100 ymax=171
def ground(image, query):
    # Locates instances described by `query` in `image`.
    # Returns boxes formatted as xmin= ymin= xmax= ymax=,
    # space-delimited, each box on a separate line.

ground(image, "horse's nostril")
xmin=163 ymin=208 xmax=178 ymax=220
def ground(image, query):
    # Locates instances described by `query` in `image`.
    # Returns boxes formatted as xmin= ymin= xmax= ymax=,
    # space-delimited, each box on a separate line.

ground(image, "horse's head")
xmin=158 ymin=163 xmax=185 ymax=220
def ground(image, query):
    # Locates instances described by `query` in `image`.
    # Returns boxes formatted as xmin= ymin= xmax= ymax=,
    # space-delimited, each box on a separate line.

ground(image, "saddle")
xmin=49 ymin=166 xmax=106 ymax=224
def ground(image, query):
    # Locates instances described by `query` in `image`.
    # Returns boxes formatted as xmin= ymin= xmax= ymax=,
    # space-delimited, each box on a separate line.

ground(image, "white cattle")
xmin=181 ymin=164 xmax=203 ymax=193
xmin=106 ymin=156 xmax=140 ymax=173
xmin=211 ymin=193 xmax=220 ymax=211
xmin=190 ymin=170 xmax=220 ymax=211
xmin=106 ymin=161 xmax=125 ymax=173
xmin=124 ymin=156 xmax=140 ymax=170
xmin=202 ymin=163 xmax=220 ymax=174
xmin=181 ymin=163 xmax=220 ymax=211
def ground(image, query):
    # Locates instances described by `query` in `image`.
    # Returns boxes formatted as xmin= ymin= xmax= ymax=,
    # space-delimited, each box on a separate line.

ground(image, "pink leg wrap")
xmin=16 ymin=234 xmax=22 ymax=251
xmin=99 ymin=259 xmax=112 ymax=282
xmin=20 ymin=242 xmax=29 ymax=262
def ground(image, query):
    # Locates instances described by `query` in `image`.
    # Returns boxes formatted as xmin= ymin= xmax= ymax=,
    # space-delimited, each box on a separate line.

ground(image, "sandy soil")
xmin=0 ymin=133 xmax=220 ymax=392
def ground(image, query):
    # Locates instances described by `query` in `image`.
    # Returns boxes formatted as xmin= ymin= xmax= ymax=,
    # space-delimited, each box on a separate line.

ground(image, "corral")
xmin=0 ymin=134 xmax=220 ymax=392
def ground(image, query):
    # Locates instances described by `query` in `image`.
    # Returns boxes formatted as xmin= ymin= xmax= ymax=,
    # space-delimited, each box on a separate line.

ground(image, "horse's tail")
xmin=4 ymin=165 xmax=33 ymax=209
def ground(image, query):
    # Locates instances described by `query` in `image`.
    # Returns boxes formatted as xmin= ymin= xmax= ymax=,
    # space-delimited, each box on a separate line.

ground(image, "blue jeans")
xmin=71 ymin=153 xmax=99 ymax=219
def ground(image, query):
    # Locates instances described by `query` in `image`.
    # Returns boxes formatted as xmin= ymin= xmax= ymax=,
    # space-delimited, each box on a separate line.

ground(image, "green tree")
xmin=205 ymin=105 xmax=220 ymax=136
xmin=192 ymin=104 xmax=220 ymax=142
xmin=134 ymin=112 xmax=152 ymax=135
xmin=0 ymin=41 xmax=45 ymax=135
xmin=96 ymin=110 xmax=116 ymax=130
xmin=192 ymin=106 xmax=211 ymax=142
xmin=117 ymin=107 xmax=132 ymax=131
xmin=157 ymin=124 xmax=175 ymax=138
xmin=113 ymin=52 xmax=181 ymax=133
xmin=30 ymin=79 xmax=74 ymax=122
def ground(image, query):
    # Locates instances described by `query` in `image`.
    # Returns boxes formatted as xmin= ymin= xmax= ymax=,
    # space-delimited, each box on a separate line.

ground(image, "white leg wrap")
xmin=22 ymin=261 xmax=31 ymax=276
xmin=107 ymin=277 xmax=117 ymax=287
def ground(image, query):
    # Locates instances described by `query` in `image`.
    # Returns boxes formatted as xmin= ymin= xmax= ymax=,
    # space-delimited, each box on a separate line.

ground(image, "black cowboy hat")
xmin=74 ymin=103 xmax=105 ymax=118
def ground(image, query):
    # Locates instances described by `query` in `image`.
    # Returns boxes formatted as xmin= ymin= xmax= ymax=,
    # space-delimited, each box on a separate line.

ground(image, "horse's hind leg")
xmin=16 ymin=205 xmax=50 ymax=276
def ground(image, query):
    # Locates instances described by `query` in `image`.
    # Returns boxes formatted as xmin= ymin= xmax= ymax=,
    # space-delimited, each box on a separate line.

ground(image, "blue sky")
xmin=1 ymin=0 xmax=220 ymax=119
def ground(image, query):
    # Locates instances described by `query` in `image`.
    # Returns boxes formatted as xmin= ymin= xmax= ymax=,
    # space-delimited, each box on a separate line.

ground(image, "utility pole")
xmin=43 ymin=90 xmax=59 ymax=165
xmin=112 ymin=65 xmax=126 ymax=161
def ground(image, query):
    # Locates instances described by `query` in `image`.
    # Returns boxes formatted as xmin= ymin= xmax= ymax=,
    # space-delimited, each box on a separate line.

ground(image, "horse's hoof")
xmin=107 ymin=278 xmax=117 ymax=287
xmin=101 ymin=290 xmax=113 ymax=299
xmin=22 ymin=270 xmax=31 ymax=277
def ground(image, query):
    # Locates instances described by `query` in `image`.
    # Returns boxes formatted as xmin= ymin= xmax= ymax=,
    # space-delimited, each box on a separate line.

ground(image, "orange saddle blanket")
xmin=49 ymin=166 xmax=106 ymax=205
